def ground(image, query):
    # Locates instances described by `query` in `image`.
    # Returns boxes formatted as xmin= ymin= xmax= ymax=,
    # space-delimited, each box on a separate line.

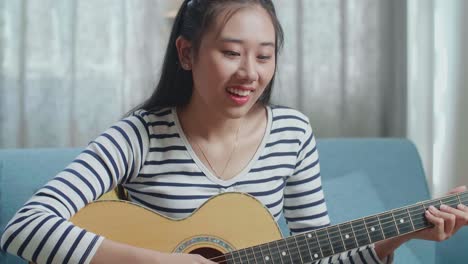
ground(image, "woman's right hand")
xmin=155 ymin=252 xmax=217 ymax=264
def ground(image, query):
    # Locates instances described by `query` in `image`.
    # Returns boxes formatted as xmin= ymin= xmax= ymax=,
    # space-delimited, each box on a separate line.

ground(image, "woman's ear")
xmin=175 ymin=36 xmax=193 ymax=70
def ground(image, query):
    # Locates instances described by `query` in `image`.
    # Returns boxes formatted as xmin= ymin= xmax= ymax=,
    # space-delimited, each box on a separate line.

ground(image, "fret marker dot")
xmin=307 ymin=234 xmax=312 ymax=238
xmin=265 ymin=256 xmax=270 ymax=261
xmin=314 ymin=253 xmax=319 ymax=258
xmin=371 ymin=227 xmax=376 ymax=232
xmin=345 ymin=234 xmax=350 ymax=239
xmin=282 ymin=252 xmax=287 ymax=256
xmin=400 ymin=218 xmax=405 ymax=223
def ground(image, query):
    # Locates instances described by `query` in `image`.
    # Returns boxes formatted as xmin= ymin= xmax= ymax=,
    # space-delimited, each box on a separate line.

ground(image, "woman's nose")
xmin=236 ymin=58 xmax=258 ymax=83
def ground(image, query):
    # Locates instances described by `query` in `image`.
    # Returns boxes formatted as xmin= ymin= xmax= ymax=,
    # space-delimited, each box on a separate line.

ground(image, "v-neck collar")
xmin=172 ymin=106 xmax=272 ymax=187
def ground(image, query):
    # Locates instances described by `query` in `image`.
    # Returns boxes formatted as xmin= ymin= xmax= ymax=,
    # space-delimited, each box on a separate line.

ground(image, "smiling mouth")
xmin=226 ymin=87 xmax=253 ymax=97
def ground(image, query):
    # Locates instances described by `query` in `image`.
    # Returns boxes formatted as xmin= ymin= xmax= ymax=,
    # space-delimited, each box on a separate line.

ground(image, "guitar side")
xmin=70 ymin=192 xmax=283 ymax=255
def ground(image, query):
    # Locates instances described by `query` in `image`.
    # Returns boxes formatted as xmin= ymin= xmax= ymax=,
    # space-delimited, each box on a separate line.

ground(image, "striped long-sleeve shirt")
xmin=1 ymin=105 xmax=390 ymax=264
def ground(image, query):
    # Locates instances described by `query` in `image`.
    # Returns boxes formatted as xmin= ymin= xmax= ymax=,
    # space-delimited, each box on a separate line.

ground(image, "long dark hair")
xmin=134 ymin=0 xmax=284 ymax=112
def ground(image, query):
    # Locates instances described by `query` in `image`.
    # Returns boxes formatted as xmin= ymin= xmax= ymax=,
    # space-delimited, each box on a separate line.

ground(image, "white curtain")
xmin=1 ymin=0 xmax=406 ymax=148
xmin=407 ymin=0 xmax=468 ymax=197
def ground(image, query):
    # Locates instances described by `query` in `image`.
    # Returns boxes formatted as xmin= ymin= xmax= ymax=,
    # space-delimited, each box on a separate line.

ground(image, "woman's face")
xmin=189 ymin=4 xmax=276 ymax=118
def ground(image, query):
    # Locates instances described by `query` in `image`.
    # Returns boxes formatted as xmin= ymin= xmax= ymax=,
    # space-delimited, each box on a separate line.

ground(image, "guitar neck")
xmin=227 ymin=191 xmax=468 ymax=264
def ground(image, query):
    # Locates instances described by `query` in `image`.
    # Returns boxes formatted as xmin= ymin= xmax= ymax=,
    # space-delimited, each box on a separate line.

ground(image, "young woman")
xmin=2 ymin=0 xmax=467 ymax=263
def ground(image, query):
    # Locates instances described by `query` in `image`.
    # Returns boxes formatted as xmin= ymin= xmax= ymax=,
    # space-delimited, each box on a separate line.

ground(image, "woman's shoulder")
xmin=128 ymin=107 xmax=174 ymax=123
xmin=269 ymin=104 xmax=310 ymax=126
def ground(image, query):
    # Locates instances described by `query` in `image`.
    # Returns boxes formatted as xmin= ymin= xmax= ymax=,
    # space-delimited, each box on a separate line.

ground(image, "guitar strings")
xmin=300 ymin=196 xmax=468 ymax=253
xmin=206 ymin=195 xmax=468 ymax=263
xmin=285 ymin=195 xmax=467 ymax=248
xmin=207 ymin=195 xmax=468 ymax=263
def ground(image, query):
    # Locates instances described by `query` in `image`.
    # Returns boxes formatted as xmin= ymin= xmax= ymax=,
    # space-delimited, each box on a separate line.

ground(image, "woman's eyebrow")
xmin=220 ymin=37 xmax=275 ymax=47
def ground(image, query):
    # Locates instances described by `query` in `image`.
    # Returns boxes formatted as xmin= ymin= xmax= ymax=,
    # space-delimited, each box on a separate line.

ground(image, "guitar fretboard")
xmin=223 ymin=191 xmax=468 ymax=264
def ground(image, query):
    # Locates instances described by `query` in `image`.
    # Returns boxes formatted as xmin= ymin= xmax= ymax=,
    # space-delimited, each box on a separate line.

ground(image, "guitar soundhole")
xmin=190 ymin=247 xmax=226 ymax=262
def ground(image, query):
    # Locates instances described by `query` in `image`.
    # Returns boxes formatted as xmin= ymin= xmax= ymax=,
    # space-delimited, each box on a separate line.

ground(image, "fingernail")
xmin=458 ymin=204 xmax=466 ymax=209
xmin=429 ymin=205 xmax=436 ymax=211
xmin=440 ymin=204 xmax=448 ymax=210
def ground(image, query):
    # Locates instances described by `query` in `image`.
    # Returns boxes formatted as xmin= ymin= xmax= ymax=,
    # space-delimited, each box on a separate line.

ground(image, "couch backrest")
xmin=1 ymin=139 xmax=466 ymax=263
xmin=0 ymin=148 xmax=82 ymax=263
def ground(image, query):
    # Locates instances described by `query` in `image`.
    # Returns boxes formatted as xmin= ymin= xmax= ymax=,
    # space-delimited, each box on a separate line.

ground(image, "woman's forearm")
xmin=91 ymin=239 xmax=160 ymax=264
xmin=374 ymin=234 xmax=411 ymax=260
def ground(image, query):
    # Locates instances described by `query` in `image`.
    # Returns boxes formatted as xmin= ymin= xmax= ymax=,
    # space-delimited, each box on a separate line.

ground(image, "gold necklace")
xmin=189 ymin=126 xmax=241 ymax=179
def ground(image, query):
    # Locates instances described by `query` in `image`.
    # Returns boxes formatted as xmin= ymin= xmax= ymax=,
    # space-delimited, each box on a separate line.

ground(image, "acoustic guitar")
xmin=70 ymin=191 xmax=468 ymax=263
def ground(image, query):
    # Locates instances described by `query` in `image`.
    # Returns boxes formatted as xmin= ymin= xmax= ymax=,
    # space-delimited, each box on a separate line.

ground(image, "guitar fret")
xmin=247 ymin=248 xmax=255 ymax=264
xmin=361 ymin=218 xmax=372 ymax=244
xmin=230 ymin=250 xmax=240 ymax=264
xmin=376 ymin=214 xmax=387 ymax=239
xmin=379 ymin=212 xmax=398 ymax=238
xmin=339 ymin=223 xmax=358 ymax=250
xmin=276 ymin=241 xmax=287 ymax=264
xmin=276 ymin=238 xmax=293 ymax=263
xmin=268 ymin=240 xmax=282 ymax=263
xmin=409 ymin=203 xmax=429 ymax=229
xmin=349 ymin=222 xmax=359 ymax=248
xmin=461 ymin=192 xmax=468 ymax=204
xmin=283 ymin=238 xmax=292 ymax=263
xmin=327 ymin=226 xmax=345 ymax=254
xmin=265 ymin=242 xmax=274 ymax=263
xmin=264 ymin=243 xmax=276 ymax=263
xmin=336 ymin=225 xmax=345 ymax=249
xmin=249 ymin=247 xmax=259 ymax=264
xmin=259 ymin=244 xmax=270 ymax=263
xmin=394 ymin=208 xmax=414 ymax=234
xmin=425 ymin=199 xmax=441 ymax=209
xmin=350 ymin=219 xmax=370 ymax=247
xmin=300 ymin=234 xmax=312 ymax=262
xmin=304 ymin=232 xmax=322 ymax=261
xmin=364 ymin=216 xmax=384 ymax=243
xmin=294 ymin=234 xmax=313 ymax=263
xmin=311 ymin=231 xmax=324 ymax=259
xmin=316 ymin=229 xmax=334 ymax=257
xmin=225 ymin=252 xmax=234 ymax=264
xmin=292 ymin=236 xmax=304 ymax=263
xmin=252 ymin=245 xmax=264 ymax=264
xmin=458 ymin=192 xmax=468 ymax=206
xmin=389 ymin=211 xmax=399 ymax=236
xmin=238 ymin=248 xmax=249 ymax=263
xmin=285 ymin=237 xmax=302 ymax=263
xmin=441 ymin=196 xmax=458 ymax=208
xmin=406 ymin=207 xmax=416 ymax=230
xmin=325 ymin=228 xmax=335 ymax=255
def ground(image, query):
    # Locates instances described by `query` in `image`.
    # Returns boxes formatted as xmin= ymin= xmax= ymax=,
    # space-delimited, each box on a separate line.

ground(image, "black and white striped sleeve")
xmin=0 ymin=111 xmax=150 ymax=264
xmin=283 ymin=121 xmax=330 ymax=234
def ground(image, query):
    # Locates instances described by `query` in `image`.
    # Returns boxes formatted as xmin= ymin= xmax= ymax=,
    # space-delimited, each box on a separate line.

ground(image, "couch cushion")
xmin=0 ymin=148 xmax=82 ymax=264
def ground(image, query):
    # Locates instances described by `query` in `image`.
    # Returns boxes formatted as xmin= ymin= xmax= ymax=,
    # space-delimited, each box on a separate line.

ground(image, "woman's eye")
xmin=222 ymin=50 xmax=240 ymax=57
xmin=258 ymin=55 xmax=272 ymax=61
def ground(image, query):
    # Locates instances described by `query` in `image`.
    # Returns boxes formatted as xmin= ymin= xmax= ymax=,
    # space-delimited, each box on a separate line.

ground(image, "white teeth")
xmin=227 ymin=87 xmax=251 ymax=96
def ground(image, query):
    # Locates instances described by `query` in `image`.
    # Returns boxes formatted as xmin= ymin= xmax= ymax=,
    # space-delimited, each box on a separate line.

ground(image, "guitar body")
xmin=70 ymin=192 xmax=282 ymax=259
xmin=31 ymin=189 xmax=467 ymax=263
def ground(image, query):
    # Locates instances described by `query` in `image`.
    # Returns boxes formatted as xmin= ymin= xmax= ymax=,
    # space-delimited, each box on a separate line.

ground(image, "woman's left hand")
xmin=412 ymin=185 xmax=468 ymax=242
xmin=375 ymin=185 xmax=467 ymax=260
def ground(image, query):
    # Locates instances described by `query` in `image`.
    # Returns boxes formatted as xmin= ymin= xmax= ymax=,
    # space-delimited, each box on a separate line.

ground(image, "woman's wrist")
xmin=374 ymin=234 xmax=412 ymax=260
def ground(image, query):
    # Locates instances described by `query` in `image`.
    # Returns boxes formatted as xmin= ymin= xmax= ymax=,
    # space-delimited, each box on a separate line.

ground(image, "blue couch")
xmin=1 ymin=139 xmax=467 ymax=263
